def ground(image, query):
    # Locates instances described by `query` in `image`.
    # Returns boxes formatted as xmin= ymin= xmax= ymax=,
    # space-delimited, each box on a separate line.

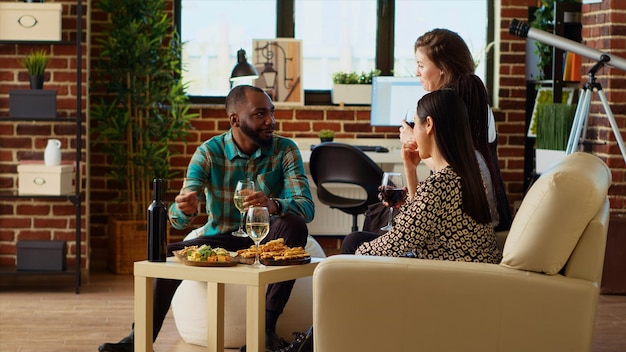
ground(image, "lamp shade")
xmin=261 ymin=62 xmax=277 ymax=89
xmin=230 ymin=49 xmax=259 ymax=81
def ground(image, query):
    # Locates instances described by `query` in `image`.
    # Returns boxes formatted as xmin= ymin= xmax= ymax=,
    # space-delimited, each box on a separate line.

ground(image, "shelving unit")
xmin=0 ymin=0 xmax=83 ymax=294
xmin=523 ymin=2 xmax=582 ymax=192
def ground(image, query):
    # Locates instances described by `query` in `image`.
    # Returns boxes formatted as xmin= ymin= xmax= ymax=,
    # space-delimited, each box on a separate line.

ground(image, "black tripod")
xmin=566 ymin=55 xmax=626 ymax=163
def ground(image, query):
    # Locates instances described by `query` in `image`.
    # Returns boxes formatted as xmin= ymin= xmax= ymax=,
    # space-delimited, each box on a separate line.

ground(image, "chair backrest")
xmin=309 ymin=142 xmax=384 ymax=215
xmin=501 ymin=152 xmax=611 ymax=280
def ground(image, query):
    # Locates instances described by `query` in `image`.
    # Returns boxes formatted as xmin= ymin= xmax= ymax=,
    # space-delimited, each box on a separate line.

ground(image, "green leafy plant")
xmin=536 ymin=103 xmax=577 ymax=150
xmin=332 ymin=69 xmax=381 ymax=84
xmin=21 ymin=50 xmax=49 ymax=76
xmin=318 ymin=129 xmax=335 ymax=140
xmin=90 ymin=0 xmax=197 ymax=219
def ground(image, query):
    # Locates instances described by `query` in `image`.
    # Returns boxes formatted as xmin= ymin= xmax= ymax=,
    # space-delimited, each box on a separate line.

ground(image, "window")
xmin=177 ymin=0 xmax=492 ymax=104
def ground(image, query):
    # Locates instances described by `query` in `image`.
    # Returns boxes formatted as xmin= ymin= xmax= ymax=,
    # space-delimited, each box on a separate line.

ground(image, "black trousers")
xmin=340 ymin=231 xmax=381 ymax=254
xmin=150 ymin=213 xmax=309 ymax=341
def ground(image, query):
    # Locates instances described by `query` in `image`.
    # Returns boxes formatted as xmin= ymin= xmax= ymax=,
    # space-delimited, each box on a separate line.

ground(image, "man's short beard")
xmin=241 ymin=122 xmax=273 ymax=148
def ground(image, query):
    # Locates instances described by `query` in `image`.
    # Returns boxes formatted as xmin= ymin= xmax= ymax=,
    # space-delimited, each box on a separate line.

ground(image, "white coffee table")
xmin=133 ymin=257 xmax=322 ymax=352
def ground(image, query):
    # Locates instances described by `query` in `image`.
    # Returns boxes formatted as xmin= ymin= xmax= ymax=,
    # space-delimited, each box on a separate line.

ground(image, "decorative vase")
xmin=29 ymin=75 xmax=44 ymax=89
xmin=44 ymin=139 xmax=62 ymax=166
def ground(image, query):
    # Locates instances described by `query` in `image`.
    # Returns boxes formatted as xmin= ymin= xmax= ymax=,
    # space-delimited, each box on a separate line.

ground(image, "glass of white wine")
xmin=232 ymin=179 xmax=255 ymax=237
xmin=245 ymin=206 xmax=270 ymax=269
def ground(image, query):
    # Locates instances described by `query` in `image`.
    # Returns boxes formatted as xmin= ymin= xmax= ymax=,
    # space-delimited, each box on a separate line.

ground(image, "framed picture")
xmin=528 ymin=87 xmax=576 ymax=137
xmin=252 ymin=38 xmax=304 ymax=106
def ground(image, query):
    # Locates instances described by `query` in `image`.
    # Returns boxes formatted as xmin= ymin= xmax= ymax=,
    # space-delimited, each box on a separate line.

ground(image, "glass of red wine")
xmin=380 ymin=172 xmax=405 ymax=231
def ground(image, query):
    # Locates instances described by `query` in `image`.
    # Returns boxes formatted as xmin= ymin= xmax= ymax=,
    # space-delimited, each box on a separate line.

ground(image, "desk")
xmin=300 ymin=149 xmax=403 ymax=165
xmin=133 ymin=258 xmax=321 ymax=352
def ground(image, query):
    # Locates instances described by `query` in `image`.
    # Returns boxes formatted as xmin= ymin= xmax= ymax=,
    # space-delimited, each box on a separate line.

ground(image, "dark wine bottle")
xmin=148 ymin=178 xmax=167 ymax=262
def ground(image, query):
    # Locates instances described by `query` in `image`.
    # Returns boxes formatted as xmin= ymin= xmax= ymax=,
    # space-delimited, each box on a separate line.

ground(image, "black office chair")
xmin=309 ymin=142 xmax=384 ymax=233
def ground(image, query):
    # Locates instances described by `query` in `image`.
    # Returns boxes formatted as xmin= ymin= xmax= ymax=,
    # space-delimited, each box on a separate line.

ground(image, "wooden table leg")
xmin=206 ymin=282 xmax=224 ymax=352
xmin=134 ymin=275 xmax=153 ymax=352
xmin=246 ymin=285 xmax=265 ymax=352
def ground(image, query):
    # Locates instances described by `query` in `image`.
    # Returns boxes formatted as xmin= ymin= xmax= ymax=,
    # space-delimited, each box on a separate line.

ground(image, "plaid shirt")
xmin=168 ymin=130 xmax=315 ymax=236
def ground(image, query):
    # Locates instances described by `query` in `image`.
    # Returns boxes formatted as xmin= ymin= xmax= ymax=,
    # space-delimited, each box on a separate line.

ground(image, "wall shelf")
xmin=523 ymin=2 xmax=582 ymax=192
xmin=0 ymin=0 xmax=83 ymax=294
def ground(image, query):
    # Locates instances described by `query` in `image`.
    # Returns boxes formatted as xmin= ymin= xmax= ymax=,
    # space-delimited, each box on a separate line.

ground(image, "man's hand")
xmin=244 ymin=191 xmax=280 ymax=215
xmin=175 ymin=191 xmax=199 ymax=215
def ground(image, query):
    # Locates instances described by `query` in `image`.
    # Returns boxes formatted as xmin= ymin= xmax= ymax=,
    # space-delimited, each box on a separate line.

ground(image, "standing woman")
xmin=397 ymin=28 xmax=512 ymax=231
xmin=344 ymin=89 xmax=501 ymax=263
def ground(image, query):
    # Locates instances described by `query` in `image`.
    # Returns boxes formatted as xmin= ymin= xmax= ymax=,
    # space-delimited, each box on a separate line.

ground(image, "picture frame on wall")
xmin=252 ymin=38 xmax=304 ymax=106
xmin=528 ymin=87 xmax=575 ymax=137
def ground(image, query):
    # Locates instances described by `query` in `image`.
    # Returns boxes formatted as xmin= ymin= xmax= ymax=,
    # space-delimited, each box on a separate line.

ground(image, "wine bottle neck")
xmin=153 ymin=178 xmax=162 ymax=201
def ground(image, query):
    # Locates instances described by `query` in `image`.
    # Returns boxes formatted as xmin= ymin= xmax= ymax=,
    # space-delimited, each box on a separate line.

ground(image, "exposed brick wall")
xmin=499 ymin=0 xmax=626 ymax=213
xmin=1 ymin=0 xmax=624 ymax=271
xmin=0 ymin=0 xmax=87 ymax=269
xmin=579 ymin=0 xmax=626 ymax=211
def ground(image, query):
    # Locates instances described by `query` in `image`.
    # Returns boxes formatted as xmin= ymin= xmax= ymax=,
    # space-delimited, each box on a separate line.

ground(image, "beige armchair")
xmin=313 ymin=152 xmax=611 ymax=352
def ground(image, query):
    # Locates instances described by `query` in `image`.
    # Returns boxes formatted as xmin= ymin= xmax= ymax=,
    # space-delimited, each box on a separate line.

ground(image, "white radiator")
xmin=307 ymin=182 xmax=367 ymax=236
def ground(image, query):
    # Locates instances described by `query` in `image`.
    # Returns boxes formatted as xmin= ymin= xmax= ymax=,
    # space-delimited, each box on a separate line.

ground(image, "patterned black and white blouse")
xmin=356 ymin=166 xmax=502 ymax=264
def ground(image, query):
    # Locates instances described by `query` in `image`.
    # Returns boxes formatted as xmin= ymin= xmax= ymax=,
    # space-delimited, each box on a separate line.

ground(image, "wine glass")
xmin=245 ymin=206 xmax=270 ymax=269
xmin=232 ymin=179 xmax=255 ymax=237
xmin=380 ymin=172 xmax=406 ymax=231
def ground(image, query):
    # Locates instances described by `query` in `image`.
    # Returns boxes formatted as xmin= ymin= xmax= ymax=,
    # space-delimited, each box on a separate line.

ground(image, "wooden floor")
xmin=1 ymin=270 xmax=625 ymax=352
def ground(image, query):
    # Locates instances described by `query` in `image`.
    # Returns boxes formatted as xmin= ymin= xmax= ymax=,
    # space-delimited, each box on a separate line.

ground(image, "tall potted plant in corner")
xmin=331 ymin=69 xmax=381 ymax=105
xmin=90 ymin=0 xmax=196 ymax=274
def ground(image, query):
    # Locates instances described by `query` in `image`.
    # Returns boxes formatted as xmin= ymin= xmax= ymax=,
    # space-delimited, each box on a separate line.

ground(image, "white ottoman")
xmin=171 ymin=231 xmax=326 ymax=348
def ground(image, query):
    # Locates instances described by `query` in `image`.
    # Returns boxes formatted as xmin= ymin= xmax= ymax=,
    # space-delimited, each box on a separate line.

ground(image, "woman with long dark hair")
xmin=343 ymin=89 xmax=501 ymax=262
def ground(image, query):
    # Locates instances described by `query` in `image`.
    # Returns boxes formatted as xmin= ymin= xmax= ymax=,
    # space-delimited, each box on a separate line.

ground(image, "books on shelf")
xmin=563 ymin=51 xmax=582 ymax=81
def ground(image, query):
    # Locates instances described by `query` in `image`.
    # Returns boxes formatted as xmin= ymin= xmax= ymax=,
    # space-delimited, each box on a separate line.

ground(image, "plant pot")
xmin=319 ymin=137 xmax=333 ymax=143
xmin=535 ymin=149 xmax=567 ymax=174
xmin=107 ymin=217 xmax=148 ymax=274
xmin=29 ymin=75 xmax=44 ymax=89
xmin=331 ymin=84 xmax=372 ymax=105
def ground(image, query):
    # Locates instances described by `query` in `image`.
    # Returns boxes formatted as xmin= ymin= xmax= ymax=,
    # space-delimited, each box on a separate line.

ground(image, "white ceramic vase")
xmin=44 ymin=139 xmax=62 ymax=166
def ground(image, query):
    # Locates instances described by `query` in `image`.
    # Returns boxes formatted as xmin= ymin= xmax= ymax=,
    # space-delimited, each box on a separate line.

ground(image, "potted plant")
xmin=21 ymin=49 xmax=49 ymax=89
xmin=9 ymin=49 xmax=56 ymax=118
xmin=331 ymin=69 xmax=381 ymax=105
xmin=318 ymin=129 xmax=335 ymax=143
xmin=535 ymin=102 xmax=577 ymax=173
xmin=90 ymin=0 xmax=196 ymax=273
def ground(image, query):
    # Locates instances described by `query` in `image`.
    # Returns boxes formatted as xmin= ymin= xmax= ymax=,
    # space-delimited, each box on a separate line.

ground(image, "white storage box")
xmin=536 ymin=149 xmax=567 ymax=174
xmin=0 ymin=2 xmax=62 ymax=41
xmin=18 ymin=162 xmax=74 ymax=195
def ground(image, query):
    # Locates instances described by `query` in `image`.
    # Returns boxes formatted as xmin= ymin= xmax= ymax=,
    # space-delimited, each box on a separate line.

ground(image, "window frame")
xmin=176 ymin=0 xmax=494 ymax=106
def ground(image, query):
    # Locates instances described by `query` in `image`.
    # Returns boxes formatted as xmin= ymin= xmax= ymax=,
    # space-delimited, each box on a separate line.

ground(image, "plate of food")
xmin=177 ymin=245 xmax=238 ymax=267
xmin=235 ymin=238 xmax=311 ymax=266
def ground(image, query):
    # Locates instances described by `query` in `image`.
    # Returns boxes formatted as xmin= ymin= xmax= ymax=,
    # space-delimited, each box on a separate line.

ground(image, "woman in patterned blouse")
xmin=342 ymin=89 xmax=502 ymax=264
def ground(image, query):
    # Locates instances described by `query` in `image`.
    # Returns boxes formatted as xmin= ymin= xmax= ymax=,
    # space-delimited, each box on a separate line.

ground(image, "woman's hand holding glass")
xmin=399 ymin=119 xmax=415 ymax=144
xmin=379 ymin=172 xmax=407 ymax=231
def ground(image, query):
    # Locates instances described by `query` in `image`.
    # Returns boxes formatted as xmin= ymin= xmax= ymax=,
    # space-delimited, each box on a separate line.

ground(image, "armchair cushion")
xmin=502 ymin=152 xmax=610 ymax=275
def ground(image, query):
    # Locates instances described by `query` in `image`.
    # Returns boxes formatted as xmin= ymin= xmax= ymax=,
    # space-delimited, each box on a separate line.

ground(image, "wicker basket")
xmin=107 ymin=218 xmax=147 ymax=274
